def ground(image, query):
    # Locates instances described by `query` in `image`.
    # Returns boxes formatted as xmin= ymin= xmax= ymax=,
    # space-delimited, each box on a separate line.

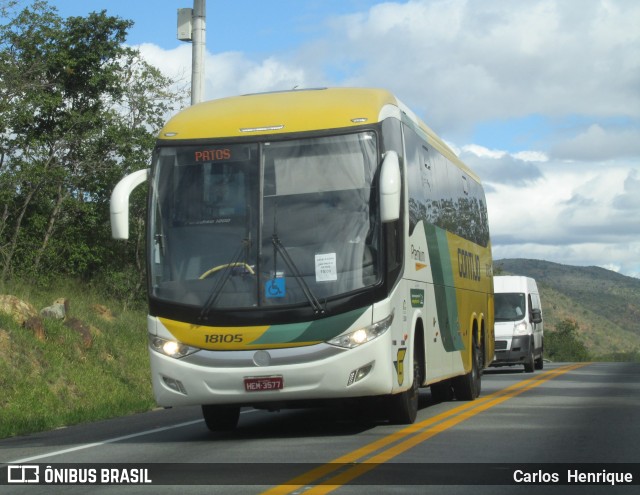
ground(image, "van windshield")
xmin=495 ymin=293 xmax=526 ymax=322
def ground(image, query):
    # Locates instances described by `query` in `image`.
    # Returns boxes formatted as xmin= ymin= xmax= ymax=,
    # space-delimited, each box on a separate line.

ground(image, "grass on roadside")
xmin=0 ymin=279 xmax=154 ymax=439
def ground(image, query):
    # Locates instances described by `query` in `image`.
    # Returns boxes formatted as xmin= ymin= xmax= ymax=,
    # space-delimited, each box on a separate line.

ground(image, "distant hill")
xmin=494 ymin=259 xmax=640 ymax=356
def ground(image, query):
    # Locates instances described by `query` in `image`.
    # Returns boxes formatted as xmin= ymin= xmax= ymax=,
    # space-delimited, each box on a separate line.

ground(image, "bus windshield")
xmin=149 ymin=132 xmax=380 ymax=310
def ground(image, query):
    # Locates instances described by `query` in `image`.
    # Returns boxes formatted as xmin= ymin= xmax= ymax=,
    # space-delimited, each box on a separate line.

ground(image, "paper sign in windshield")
xmin=315 ymin=253 xmax=337 ymax=282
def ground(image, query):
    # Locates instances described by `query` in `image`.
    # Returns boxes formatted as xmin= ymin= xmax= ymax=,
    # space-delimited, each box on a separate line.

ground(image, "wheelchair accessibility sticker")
xmin=265 ymin=277 xmax=286 ymax=298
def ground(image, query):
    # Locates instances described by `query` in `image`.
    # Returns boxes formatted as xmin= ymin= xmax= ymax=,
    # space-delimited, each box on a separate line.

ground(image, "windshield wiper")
xmin=270 ymin=202 xmax=325 ymax=315
xmin=199 ymin=238 xmax=252 ymax=320
xmin=272 ymin=233 xmax=326 ymax=315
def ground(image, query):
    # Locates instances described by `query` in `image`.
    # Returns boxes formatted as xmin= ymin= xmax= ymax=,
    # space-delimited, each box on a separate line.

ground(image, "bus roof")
xmin=159 ymin=87 xmax=396 ymax=139
xmin=158 ymin=87 xmax=478 ymax=180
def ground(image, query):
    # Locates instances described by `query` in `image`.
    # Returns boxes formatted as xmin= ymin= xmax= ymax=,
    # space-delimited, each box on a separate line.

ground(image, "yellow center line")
xmin=261 ymin=363 xmax=589 ymax=495
xmin=307 ymin=363 xmax=588 ymax=493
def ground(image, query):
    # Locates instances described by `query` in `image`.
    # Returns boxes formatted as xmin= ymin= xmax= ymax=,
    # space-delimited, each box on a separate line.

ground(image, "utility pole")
xmin=177 ymin=0 xmax=206 ymax=105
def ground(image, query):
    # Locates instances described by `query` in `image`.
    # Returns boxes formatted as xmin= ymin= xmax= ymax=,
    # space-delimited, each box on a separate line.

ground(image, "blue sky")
xmin=49 ymin=1 xmax=383 ymax=53
xmin=11 ymin=0 xmax=640 ymax=277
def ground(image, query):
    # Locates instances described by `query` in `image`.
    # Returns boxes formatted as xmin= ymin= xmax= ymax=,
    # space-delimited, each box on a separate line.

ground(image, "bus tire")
xmin=387 ymin=343 xmax=422 ymax=424
xmin=202 ymin=405 xmax=240 ymax=432
xmin=453 ymin=338 xmax=481 ymax=400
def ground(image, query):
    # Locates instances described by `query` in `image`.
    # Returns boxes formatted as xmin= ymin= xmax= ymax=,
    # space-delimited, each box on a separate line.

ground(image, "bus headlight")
xmin=327 ymin=311 xmax=393 ymax=349
xmin=149 ymin=336 xmax=199 ymax=358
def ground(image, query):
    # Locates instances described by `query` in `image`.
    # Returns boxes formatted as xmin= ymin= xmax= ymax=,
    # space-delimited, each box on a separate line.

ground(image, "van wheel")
xmin=524 ymin=345 xmax=535 ymax=373
xmin=202 ymin=405 xmax=240 ymax=432
xmin=535 ymin=349 xmax=544 ymax=370
xmin=453 ymin=338 xmax=481 ymax=400
xmin=387 ymin=344 xmax=421 ymax=424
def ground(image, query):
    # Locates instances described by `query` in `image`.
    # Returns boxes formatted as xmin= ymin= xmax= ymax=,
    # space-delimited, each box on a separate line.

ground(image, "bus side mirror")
xmin=531 ymin=308 xmax=542 ymax=324
xmin=380 ymin=151 xmax=401 ymax=223
xmin=110 ymin=168 xmax=149 ymax=239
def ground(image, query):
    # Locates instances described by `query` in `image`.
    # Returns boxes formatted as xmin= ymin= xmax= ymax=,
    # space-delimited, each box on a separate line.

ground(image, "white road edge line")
xmin=5 ymin=420 xmax=202 ymax=465
xmin=5 ymin=409 xmax=258 ymax=465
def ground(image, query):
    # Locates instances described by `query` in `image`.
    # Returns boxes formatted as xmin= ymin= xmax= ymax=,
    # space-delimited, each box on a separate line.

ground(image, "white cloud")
xmin=136 ymin=43 xmax=192 ymax=84
xmin=228 ymin=57 xmax=307 ymax=96
xmin=460 ymin=147 xmax=544 ymax=186
xmin=612 ymin=169 xmax=640 ymax=210
xmin=481 ymin=145 xmax=640 ymax=276
xmin=550 ymin=124 xmax=640 ymax=161
xmin=485 ymin=156 xmax=638 ymax=244
xmin=322 ymin=0 xmax=640 ymax=132
xmin=135 ymin=44 xmax=309 ymax=102
xmin=462 ymin=144 xmax=507 ymax=160
xmin=512 ymin=151 xmax=548 ymax=162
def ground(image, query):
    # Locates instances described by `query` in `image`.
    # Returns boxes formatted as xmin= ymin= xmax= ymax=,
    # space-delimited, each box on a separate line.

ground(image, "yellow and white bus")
xmin=110 ymin=88 xmax=494 ymax=430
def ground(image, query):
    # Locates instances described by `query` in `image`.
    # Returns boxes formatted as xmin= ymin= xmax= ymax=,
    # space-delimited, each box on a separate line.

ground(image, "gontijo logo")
xmin=457 ymin=248 xmax=481 ymax=281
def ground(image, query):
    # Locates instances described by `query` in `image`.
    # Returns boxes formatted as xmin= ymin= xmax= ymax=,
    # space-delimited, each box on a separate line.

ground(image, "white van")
xmin=492 ymin=276 xmax=544 ymax=372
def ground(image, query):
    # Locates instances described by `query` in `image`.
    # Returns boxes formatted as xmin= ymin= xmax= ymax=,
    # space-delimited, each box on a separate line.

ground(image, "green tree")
xmin=546 ymin=319 xmax=591 ymax=362
xmin=0 ymin=1 xmax=183 ymax=300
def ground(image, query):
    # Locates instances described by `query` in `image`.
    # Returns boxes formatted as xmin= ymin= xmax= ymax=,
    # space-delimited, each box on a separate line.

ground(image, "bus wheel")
xmin=387 ymin=344 xmax=421 ymax=424
xmin=202 ymin=405 xmax=240 ymax=432
xmin=453 ymin=338 xmax=481 ymax=400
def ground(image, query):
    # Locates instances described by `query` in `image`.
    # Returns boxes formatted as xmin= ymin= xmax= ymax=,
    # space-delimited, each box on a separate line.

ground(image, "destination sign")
xmin=194 ymin=148 xmax=232 ymax=162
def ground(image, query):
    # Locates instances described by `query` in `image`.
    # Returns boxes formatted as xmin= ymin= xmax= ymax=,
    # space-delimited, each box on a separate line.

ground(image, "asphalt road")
xmin=1 ymin=362 xmax=638 ymax=494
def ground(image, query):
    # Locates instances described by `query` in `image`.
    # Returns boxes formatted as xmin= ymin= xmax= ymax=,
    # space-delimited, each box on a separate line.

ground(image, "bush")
xmin=546 ymin=319 xmax=591 ymax=362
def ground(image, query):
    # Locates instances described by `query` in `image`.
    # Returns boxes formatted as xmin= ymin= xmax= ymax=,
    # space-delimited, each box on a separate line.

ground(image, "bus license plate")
xmin=244 ymin=376 xmax=283 ymax=392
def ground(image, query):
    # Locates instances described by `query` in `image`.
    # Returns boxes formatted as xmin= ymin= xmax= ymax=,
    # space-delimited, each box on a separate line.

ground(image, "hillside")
xmin=0 ymin=281 xmax=153 ymax=438
xmin=494 ymin=259 xmax=640 ymax=356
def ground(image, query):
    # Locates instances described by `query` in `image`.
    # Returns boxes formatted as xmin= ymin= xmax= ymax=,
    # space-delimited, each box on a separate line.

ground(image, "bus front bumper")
xmin=148 ymin=337 xmax=395 ymax=407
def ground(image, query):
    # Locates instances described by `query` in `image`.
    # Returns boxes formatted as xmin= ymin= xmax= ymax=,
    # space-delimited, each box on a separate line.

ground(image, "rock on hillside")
xmin=0 ymin=294 xmax=45 ymax=341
